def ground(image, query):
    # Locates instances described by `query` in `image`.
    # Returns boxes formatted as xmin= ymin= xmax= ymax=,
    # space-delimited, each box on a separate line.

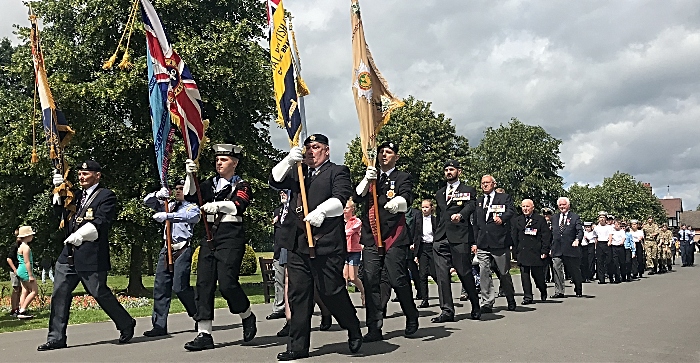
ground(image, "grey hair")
xmin=557 ymin=197 xmax=570 ymax=205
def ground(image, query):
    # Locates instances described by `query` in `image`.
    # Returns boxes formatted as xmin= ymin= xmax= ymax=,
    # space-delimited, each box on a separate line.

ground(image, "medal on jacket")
xmin=85 ymin=208 xmax=94 ymax=220
xmin=386 ymin=181 xmax=396 ymax=199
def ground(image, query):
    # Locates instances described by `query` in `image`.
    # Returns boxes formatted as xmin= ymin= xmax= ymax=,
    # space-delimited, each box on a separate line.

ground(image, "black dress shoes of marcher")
xmin=540 ymin=293 xmax=547 ymax=301
xmin=277 ymin=350 xmax=309 ymax=361
xmin=242 ymin=313 xmax=257 ymax=342
xmin=576 ymin=293 xmax=583 ymax=297
xmin=550 ymin=293 xmax=565 ymax=298
xmin=430 ymin=313 xmax=454 ymax=323
xmin=404 ymin=317 xmax=419 ymax=336
xmin=349 ymin=338 xmax=362 ymax=353
xmin=266 ymin=311 xmax=285 ymax=320
xmin=507 ymin=302 xmax=517 ymax=311
xmin=143 ymin=328 xmax=168 ymax=337
xmin=362 ymin=329 xmax=384 ymax=342
xmin=418 ymin=300 xmax=429 ymax=308
xmin=319 ymin=315 xmax=332 ymax=331
xmin=37 ymin=340 xmax=67 ymax=351
xmin=480 ymin=306 xmax=493 ymax=314
xmin=119 ymin=318 xmax=136 ymax=344
xmin=521 ymin=299 xmax=534 ymax=305
xmin=470 ymin=309 xmax=482 ymax=320
xmin=277 ymin=321 xmax=290 ymax=337
xmin=184 ymin=332 xmax=215 ymax=351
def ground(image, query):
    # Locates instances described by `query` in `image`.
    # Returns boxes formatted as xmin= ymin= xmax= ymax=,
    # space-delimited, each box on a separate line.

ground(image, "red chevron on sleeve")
xmin=236 ymin=188 xmax=251 ymax=202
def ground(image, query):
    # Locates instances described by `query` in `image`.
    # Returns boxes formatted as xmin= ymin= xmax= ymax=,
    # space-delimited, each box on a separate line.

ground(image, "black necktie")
xmin=307 ymin=168 xmax=315 ymax=178
xmin=485 ymin=194 xmax=491 ymax=208
xmin=560 ymin=214 xmax=566 ymax=231
xmin=80 ymin=191 xmax=88 ymax=209
xmin=379 ymin=173 xmax=388 ymax=185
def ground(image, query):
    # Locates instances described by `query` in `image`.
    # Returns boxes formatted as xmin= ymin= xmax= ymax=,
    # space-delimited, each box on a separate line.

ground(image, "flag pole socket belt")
xmin=206 ymin=215 xmax=242 ymax=223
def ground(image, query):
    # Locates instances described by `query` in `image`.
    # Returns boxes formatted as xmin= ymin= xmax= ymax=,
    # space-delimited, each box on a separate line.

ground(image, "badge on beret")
xmin=82 ymin=162 xmax=88 ymax=169
xmin=310 ymin=135 xmax=316 ymax=141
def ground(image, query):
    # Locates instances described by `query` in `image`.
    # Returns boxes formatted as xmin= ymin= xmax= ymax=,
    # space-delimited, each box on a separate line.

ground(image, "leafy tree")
xmin=344 ymin=96 xmax=470 ymax=206
xmin=567 ymin=172 xmax=666 ymax=223
xmin=470 ymin=118 xmax=564 ymax=209
xmin=0 ymin=0 xmax=279 ymax=295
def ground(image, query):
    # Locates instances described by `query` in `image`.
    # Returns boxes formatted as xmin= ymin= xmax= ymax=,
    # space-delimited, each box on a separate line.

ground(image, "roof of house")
xmin=680 ymin=211 xmax=700 ymax=228
xmin=659 ymin=198 xmax=683 ymax=218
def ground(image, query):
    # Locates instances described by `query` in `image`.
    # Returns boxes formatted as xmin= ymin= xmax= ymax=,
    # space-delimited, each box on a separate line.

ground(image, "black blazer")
xmin=434 ymin=182 xmax=477 ymax=244
xmin=474 ymin=192 xmax=516 ymax=251
xmin=269 ymin=161 xmax=352 ymax=256
xmin=413 ymin=214 xmax=437 ymax=258
xmin=551 ymin=211 xmax=584 ymax=258
xmin=56 ymin=184 xmax=117 ymax=272
xmin=511 ymin=213 xmax=551 ymax=266
xmin=272 ymin=205 xmax=283 ymax=260
xmin=354 ymin=169 xmax=413 ymax=248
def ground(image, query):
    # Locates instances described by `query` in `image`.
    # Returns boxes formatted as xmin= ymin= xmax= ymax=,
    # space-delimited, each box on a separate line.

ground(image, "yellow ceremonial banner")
xmin=350 ymin=0 xmax=404 ymax=166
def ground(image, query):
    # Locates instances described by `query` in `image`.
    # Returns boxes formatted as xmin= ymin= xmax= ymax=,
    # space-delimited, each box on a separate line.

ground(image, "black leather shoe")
xmin=119 ymin=319 xmax=136 ymax=344
xmin=415 ymin=295 xmax=423 ymax=301
xmin=576 ymin=293 xmax=583 ymax=297
xmin=348 ymin=338 xmax=362 ymax=353
xmin=242 ymin=313 xmax=257 ymax=342
xmin=362 ymin=329 xmax=384 ymax=342
xmin=37 ymin=340 xmax=67 ymax=351
xmin=319 ymin=315 xmax=332 ymax=331
xmin=143 ymin=328 xmax=168 ymax=337
xmin=497 ymin=292 xmax=505 ymax=297
xmin=277 ymin=322 xmax=290 ymax=337
xmin=507 ymin=302 xmax=517 ymax=311
xmin=266 ymin=311 xmax=285 ymax=320
xmin=277 ymin=350 xmax=309 ymax=361
xmin=598 ymin=281 xmax=607 ymax=284
xmin=459 ymin=294 xmax=468 ymax=301
xmin=418 ymin=300 xmax=429 ymax=308
xmin=480 ymin=306 xmax=493 ymax=314
xmin=550 ymin=293 xmax=565 ymax=298
xmin=540 ymin=293 xmax=547 ymax=301
xmin=430 ymin=312 xmax=454 ymax=323
xmin=521 ymin=299 xmax=534 ymax=305
xmin=184 ymin=332 xmax=214 ymax=351
xmin=470 ymin=310 xmax=481 ymax=320
xmin=404 ymin=317 xmax=419 ymax=336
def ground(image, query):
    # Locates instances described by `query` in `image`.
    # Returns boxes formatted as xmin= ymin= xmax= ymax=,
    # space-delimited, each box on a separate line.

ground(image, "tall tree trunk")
xmin=146 ymin=244 xmax=154 ymax=276
xmin=126 ymin=243 xmax=148 ymax=297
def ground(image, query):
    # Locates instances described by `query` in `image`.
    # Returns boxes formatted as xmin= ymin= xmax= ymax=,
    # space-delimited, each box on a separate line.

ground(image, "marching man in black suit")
xmin=269 ymin=134 xmax=362 ymax=361
xmin=413 ymin=199 xmax=437 ymax=308
xmin=474 ymin=174 xmax=517 ymax=313
xmin=432 ymin=160 xmax=481 ymax=323
xmin=39 ymin=161 xmax=135 ymax=351
xmin=354 ymin=141 xmax=419 ymax=342
xmin=511 ymin=199 xmax=551 ymax=304
xmin=550 ymin=197 xmax=584 ymax=297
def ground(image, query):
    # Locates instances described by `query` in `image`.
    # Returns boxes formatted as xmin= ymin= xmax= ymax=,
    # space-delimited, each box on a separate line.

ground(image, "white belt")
xmin=206 ymin=214 xmax=242 ymax=223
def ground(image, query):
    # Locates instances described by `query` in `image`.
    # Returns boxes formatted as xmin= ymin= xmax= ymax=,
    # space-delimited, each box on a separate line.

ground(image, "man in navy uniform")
xmin=142 ymin=178 xmax=200 ymax=337
xmin=432 ymin=160 xmax=481 ymax=322
xmin=183 ymin=144 xmax=257 ymax=351
xmin=270 ymin=134 xmax=362 ymax=361
xmin=550 ymin=197 xmax=584 ymax=297
xmin=354 ymin=141 xmax=419 ymax=342
xmin=511 ymin=199 xmax=550 ymax=304
xmin=39 ymin=161 xmax=135 ymax=351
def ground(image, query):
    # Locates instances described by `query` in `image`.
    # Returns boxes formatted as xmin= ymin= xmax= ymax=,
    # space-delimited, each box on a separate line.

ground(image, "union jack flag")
xmin=141 ymin=0 xmax=205 ymax=178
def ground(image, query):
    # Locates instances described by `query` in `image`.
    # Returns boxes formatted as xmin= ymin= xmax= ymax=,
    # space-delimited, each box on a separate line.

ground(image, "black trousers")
xmin=433 ymin=240 xmax=479 ymax=316
xmin=287 ymin=250 xmax=361 ymax=353
xmin=623 ymin=248 xmax=633 ymax=281
xmin=635 ymin=242 xmax=645 ymax=275
xmin=579 ymin=244 xmax=591 ymax=280
xmin=544 ymin=256 xmax=554 ymax=282
xmin=610 ymin=245 xmax=624 ymax=282
xmin=362 ymin=244 xmax=418 ymax=331
xmin=406 ymin=252 xmax=421 ymax=299
xmin=417 ymin=244 xmax=437 ymax=302
xmin=194 ymin=240 xmax=250 ymax=321
xmin=152 ymin=246 xmax=197 ymax=331
xmin=519 ymin=265 xmax=546 ymax=301
xmin=596 ymin=243 xmax=612 ymax=283
xmin=48 ymin=262 xmax=133 ymax=343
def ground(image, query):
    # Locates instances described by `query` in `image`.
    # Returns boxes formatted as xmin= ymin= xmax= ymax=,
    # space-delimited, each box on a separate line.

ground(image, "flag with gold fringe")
xmin=268 ymin=0 xmax=306 ymax=146
xmin=29 ymin=8 xmax=76 ymax=224
xmin=350 ymin=0 xmax=403 ymax=165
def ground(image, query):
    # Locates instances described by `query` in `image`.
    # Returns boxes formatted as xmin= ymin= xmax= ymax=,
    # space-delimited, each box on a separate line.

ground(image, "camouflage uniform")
xmin=641 ymin=221 xmax=659 ymax=271
xmin=657 ymin=229 xmax=673 ymax=271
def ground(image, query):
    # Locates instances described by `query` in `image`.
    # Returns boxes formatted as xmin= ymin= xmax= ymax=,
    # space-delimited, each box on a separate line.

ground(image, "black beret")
xmin=444 ymin=159 xmax=461 ymax=169
xmin=377 ymin=141 xmax=399 ymax=153
xmin=173 ymin=178 xmax=186 ymax=187
xmin=77 ymin=160 xmax=102 ymax=172
xmin=303 ymin=134 xmax=329 ymax=146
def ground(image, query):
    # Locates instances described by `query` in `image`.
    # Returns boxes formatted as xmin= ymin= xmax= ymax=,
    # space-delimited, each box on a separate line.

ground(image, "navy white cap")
xmin=213 ymin=144 xmax=243 ymax=159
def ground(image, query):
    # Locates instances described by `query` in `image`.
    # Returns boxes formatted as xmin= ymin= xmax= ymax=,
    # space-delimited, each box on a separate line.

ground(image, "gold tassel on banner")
xmin=103 ymin=0 xmax=140 ymax=70
xmin=102 ymin=53 xmax=118 ymax=70
xmin=49 ymin=144 xmax=57 ymax=159
xmin=118 ymin=50 xmax=132 ymax=70
xmin=31 ymin=149 xmax=38 ymax=163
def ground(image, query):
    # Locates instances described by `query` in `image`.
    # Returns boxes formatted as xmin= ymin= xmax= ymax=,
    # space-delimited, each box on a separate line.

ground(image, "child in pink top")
xmin=344 ymin=198 xmax=365 ymax=305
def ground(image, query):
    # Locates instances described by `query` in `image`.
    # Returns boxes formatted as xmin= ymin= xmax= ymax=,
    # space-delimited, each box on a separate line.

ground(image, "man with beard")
xmin=511 ymin=199 xmax=550 ymax=304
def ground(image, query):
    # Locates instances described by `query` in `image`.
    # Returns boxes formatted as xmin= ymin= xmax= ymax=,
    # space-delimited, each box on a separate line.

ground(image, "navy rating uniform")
xmin=142 ymin=178 xmax=199 ymax=336
xmin=354 ymin=141 xmax=419 ymax=342
xmin=269 ymin=134 xmax=362 ymax=360
xmin=183 ymin=144 xmax=256 ymax=351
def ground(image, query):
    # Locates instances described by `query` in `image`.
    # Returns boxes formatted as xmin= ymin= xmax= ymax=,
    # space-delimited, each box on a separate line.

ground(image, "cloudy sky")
xmin=3 ymin=1 xmax=700 ymax=209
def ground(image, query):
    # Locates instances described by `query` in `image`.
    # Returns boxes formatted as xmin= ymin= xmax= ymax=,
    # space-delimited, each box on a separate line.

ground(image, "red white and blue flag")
xmin=141 ymin=0 xmax=205 ymax=186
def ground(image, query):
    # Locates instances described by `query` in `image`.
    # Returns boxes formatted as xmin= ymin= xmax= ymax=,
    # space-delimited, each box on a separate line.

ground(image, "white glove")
xmin=201 ymin=202 xmax=219 ymax=214
xmin=64 ymin=223 xmax=98 ymax=247
xmin=272 ymin=146 xmax=304 ymax=182
xmin=155 ymin=187 xmax=169 ymax=199
xmin=304 ymin=198 xmax=344 ymax=227
xmin=153 ymin=212 xmax=168 ymax=223
xmin=185 ymin=159 xmax=198 ymax=174
xmin=201 ymin=201 xmax=237 ymax=215
xmin=183 ymin=159 xmax=198 ymax=196
xmin=384 ymin=196 xmax=408 ymax=214
xmin=355 ymin=167 xmax=377 ymax=196
xmin=52 ymin=171 xmax=64 ymax=187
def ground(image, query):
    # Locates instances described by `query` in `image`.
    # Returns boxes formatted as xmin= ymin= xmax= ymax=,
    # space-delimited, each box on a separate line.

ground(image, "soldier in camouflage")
xmin=641 ymin=217 xmax=660 ymax=275
xmin=657 ymin=224 xmax=673 ymax=273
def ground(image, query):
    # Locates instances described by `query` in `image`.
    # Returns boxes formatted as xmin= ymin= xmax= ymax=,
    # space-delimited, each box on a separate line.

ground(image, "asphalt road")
xmin=2 ymin=264 xmax=699 ymax=362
